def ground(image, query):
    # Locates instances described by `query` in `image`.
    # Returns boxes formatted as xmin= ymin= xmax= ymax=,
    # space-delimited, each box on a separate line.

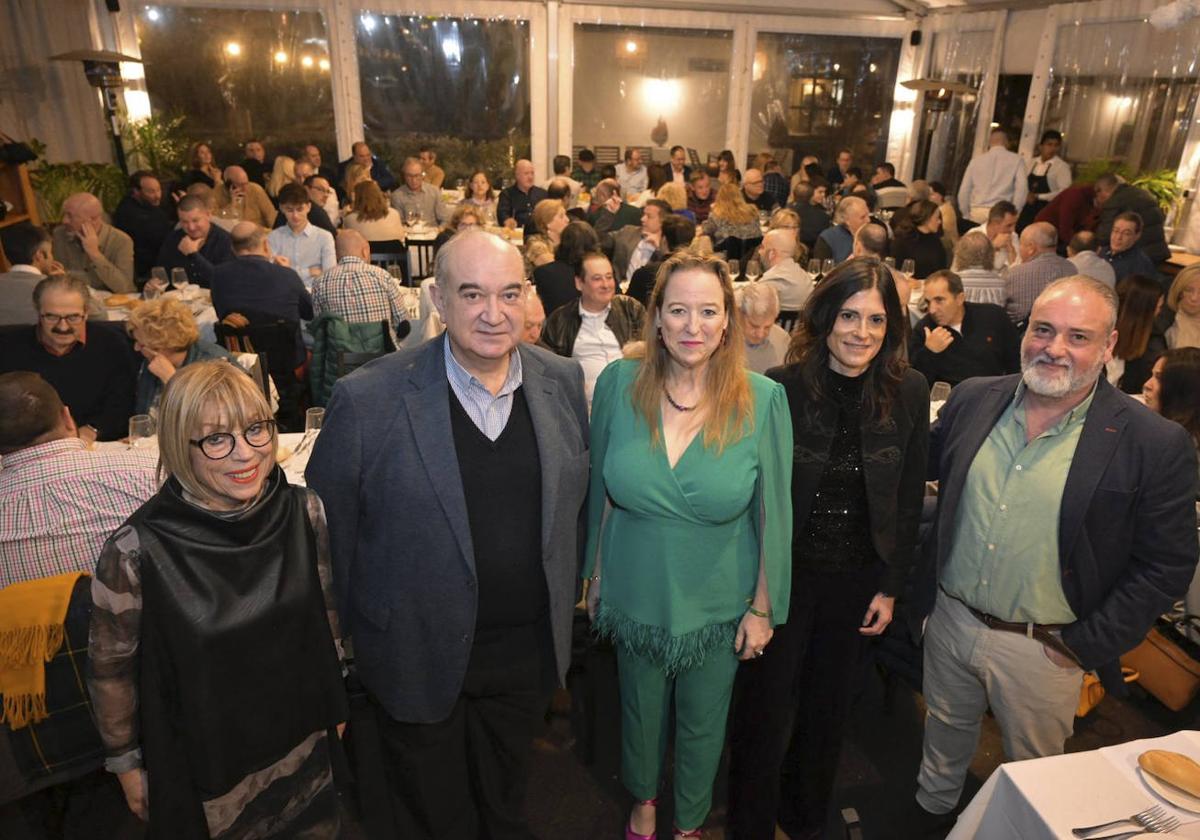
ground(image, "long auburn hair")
xmin=632 ymin=252 xmax=753 ymax=452
xmin=352 ymin=180 xmax=389 ymax=222
xmin=711 ymin=182 xmax=759 ymax=225
xmin=784 ymin=257 xmax=908 ymax=421
xmin=1113 ymin=274 xmax=1161 ymax=361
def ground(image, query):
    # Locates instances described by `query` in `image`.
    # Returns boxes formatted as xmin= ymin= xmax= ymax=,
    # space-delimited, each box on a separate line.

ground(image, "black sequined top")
xmin=794 ymin=369 xmax=879 ymax=571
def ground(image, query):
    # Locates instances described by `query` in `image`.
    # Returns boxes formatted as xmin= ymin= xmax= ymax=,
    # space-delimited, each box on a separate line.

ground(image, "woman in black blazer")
xmin=727 ymin=258 xmax=930 ymax=840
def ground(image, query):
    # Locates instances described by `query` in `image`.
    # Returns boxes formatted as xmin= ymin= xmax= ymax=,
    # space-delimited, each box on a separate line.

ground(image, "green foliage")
xmin=25 ymin=142 xmax=127 ymax=223
xmin=373 ymin=132 xmax=532 ymax=185
xmin=122 ymin=113 xmax=191 ymax=178
xmin=1075 ymin=158 xmax=1183 ymax=215
xmin=1129 ymin=169 xmax=1184 ymax=215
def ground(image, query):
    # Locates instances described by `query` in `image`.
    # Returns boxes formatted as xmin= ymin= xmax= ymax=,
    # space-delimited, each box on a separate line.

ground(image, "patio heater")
xmin=49 ymin=49 xmax=143 ymax=175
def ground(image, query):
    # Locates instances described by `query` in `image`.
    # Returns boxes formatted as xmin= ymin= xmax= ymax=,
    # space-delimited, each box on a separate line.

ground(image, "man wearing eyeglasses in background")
xmin=0 ymin=274 xmax=136 ymax=442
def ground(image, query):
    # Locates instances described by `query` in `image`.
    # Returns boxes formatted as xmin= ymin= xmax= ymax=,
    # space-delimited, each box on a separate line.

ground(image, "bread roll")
xmin=1139 ymin=749 xmax=1200 ymax=798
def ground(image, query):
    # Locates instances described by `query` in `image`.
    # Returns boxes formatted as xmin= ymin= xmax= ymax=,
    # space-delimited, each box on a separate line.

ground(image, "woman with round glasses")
xmin=88 ymin=361 xmax=347 ymax=838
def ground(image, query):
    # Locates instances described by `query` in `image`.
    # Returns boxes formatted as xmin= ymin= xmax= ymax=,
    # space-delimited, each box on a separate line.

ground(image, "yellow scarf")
xmin=0 ymin=572 xmax=84 ymax=729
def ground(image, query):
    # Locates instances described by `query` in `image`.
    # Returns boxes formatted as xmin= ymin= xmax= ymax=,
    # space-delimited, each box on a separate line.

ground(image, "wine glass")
xmin=744 ymin=260 xmax=762 ymax=282
xmin=409 ymin=208 xmax=424 ymax=228
xmin=901 ymin=259 xmax=916 ymax=277
xmin=821 ymin=259 xmax=835 ymax=276
xmin=128 ymin=414 xmax=154 ymax=449
xmin=884 ymin=257 xmax=896 ymax=269
xmin=930 ymin=381 xmax=952 ymax=403
xmin=170 ymin=267 xmax=189 ymax=293
xmin=727 ymin=259 xmax=740 ymax=280
xmin=807 ymin=259 xmax=822 ymax=275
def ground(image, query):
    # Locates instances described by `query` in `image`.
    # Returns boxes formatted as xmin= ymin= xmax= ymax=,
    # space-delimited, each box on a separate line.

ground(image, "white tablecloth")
xmin=949 ymin=730 xmax=1200 ymax=839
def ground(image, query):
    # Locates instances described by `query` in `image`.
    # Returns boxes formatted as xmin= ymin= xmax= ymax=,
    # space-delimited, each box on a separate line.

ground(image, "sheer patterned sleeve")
xmin=754 ymin=380 xmax=794 ymax=624
xmin=87 ymin=525 xmax=144 ymax=773
xmin=304 ymin=488 xmax=345 ymax=664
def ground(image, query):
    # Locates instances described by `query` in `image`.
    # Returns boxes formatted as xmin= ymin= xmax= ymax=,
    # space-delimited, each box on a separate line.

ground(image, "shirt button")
xmin=987 ymin=543 xmax=995 ymax=551
xmin=982 ymin=579 xmax=988 ymax=585
xmin=1014 ymin=465 xmax=1023 ymax=472
xmin=461 ymin=634 xmax=469 ymax=643
xmin=1000 ymin=504 xmax=1007 ymax=512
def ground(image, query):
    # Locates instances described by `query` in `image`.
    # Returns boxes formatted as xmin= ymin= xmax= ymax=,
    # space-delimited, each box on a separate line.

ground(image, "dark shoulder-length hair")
xmin=1159 ymin=347 xmax=1200 ymax=449
xmin=784 ymin=257 xmax=908 ymax=421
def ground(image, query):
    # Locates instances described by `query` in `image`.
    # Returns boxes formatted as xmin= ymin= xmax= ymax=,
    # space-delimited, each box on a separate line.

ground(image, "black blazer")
xmin=908 ymin=302 xmax=1020 ymax=388
xmin=768 ymin=365 xmax=930 ymax=596
xmin=922 ymin=374 xmax=1199 ymax=690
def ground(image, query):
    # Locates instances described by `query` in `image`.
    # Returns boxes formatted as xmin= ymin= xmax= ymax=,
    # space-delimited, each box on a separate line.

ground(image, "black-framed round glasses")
xmin=188 ymin=420 xmax=276 ymax=460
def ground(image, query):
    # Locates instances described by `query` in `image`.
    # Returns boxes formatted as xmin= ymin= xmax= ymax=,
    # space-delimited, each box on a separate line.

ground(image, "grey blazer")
xmin=306 ymin=337 xmax=590 ymax=723
xmin=611 ymin=225 xmax=665 ymax=282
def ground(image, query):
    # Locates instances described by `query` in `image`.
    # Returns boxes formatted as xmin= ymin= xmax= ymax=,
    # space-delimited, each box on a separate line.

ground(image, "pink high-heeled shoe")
xmin=625 ymin=797 xmax=658 ymax=840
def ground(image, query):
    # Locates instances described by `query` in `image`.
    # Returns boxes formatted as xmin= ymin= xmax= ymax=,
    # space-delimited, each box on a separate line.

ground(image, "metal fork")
xmin=1072 ymin=805 xmax=1179 ymax=837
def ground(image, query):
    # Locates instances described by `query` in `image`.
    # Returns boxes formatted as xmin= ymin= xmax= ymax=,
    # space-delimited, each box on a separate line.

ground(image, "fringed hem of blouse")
xmin=592 ymin=603 xmax=738 ymax=676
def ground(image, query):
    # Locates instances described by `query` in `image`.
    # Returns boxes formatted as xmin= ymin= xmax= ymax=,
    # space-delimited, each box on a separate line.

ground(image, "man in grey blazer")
xmin=611 ymin=199 xmax=669 ymax=282
xmin=307 ymin=229 xmax=589 ymax=839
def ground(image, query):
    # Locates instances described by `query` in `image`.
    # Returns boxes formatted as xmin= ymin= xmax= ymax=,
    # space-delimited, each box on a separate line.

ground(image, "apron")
xmin=1017 ymin=164 xmax=1052 ymax=231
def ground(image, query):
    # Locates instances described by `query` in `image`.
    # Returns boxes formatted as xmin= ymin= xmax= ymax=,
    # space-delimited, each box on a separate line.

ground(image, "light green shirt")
xmin=941 ymin=381 xmax=1096 ymax=623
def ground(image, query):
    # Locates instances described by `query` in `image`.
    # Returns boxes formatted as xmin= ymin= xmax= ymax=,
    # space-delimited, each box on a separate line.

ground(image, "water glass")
xmin=807 ymin=259 xmax=822 ymax=275
xmin=745 ymin=260 xmax=762 ymax=282
xmin=821 ymin=259 xmax=835 ymax=276
xmin=930 ymin=382 xmax=952 ymax=403
xmin=150 ymin=267 xmax=169 ymax=287
xmin=129 ymin=414 xmax=154 ymax=448
xmin=727 ymin=259 xmax=740 ymax=280
xmin=305 ymin=408 xmax=325 ymax=434
xmin=901 ymin=259 xmax=916 ymax=277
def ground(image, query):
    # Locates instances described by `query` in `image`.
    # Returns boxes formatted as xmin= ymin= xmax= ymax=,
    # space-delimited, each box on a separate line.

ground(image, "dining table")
xmin=91 ymin=286 xmax=219 ymax=344
xmin=948 ymin=729 xmax=1200 ymax=839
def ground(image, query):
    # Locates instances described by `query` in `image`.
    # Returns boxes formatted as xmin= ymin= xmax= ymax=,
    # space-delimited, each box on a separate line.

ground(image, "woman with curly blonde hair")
xmin=128 ymin=297 xmax=237 ymax=415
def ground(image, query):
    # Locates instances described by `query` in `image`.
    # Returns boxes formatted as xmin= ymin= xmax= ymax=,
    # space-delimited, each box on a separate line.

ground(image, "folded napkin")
xmin=0 ymin=572 xmax=85 ymax=729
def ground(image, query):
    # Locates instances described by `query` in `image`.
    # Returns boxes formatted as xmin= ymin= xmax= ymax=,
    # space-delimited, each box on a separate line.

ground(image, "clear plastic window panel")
xmin=915 ymin=30 xmax=991 ymax=187
xmin=572 ymin=23 xmax=733 ymax=166
xmin=134 ymin=6 xmax=336 ymax=164
xmin=356 ymin=12 xmax=530 ymax=183
xmin=749 ymin=32 xmax=901 ymax=175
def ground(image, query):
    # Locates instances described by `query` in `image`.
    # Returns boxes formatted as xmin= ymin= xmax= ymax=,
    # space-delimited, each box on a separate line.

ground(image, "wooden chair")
xmin=627 ymin=145 xmax=652 ymax=164
xmin=572 ymin=145 xmax=588 ymax=165
xmin=407 ymin=240 xmax=437 ymax=285
xmin=687 ymin=147 xmax=701 ymax=167
xmin=215 ymin=316 xmax=306 ymax=432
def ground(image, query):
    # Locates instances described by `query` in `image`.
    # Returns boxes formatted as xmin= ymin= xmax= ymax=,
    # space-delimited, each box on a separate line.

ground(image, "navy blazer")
xmin=306 ymin=337 xmax=590 ymax=723
xmin=923 ymin=374 xmax=1199 ymax=691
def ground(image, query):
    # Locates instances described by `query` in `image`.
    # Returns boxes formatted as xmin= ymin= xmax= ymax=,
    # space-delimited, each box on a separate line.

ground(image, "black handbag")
xmin=0 ymin=132 xmax=37 ymax=165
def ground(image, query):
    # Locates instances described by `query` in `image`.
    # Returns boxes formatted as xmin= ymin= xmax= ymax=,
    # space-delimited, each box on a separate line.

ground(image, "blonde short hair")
xmin=128 ymin=297 xmax=199 ymax=352
xmin=1168 ymin=264 xmax=1200 ymax=312
xmin=157 ymin=361 xmax=276 ymax=505
xmin=657 ymin=182 xmax=687 ymax=211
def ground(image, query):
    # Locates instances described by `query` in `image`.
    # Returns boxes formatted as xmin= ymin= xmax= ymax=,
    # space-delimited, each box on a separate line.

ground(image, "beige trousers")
xmin=916 ymin=591 xmax=1084 ymax=813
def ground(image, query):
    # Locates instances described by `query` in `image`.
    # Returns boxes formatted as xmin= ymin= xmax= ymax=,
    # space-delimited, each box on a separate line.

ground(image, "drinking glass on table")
xmin=884 ymin=257 xmax=896 ymax=269
xmin=128 ymin=414 xmax=154 ymax=449
xmin=744 ymin=260 xmax=762 ymax=282
xmin=305 ymin=407 xmax=325 ymax=434
xmin=808 ymin=259 xmax=822 ymax=276
xmin=930 ymin=381 xmax=952 ymax=403
xmin=901 ymin=259 xmax=916 ymax=277
xmin=408 ymin=208 xmax=423 ymax=227
xmin=727 ymin=259 xmax=740 ymax=280
xmin=821 ymin=259 xmax=835 ymax=276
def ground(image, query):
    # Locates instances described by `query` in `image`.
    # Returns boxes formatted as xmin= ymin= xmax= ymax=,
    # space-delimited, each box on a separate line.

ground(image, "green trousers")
xmin=616 ymin=644 xmax=740 ymax=831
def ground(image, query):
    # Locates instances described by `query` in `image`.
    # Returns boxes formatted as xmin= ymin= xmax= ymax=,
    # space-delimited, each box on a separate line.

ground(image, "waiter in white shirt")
xmin=957 ymin=128 xmax=1028 ymax=225
xmin=1018 ymin=129 xmax=1071 ymax=231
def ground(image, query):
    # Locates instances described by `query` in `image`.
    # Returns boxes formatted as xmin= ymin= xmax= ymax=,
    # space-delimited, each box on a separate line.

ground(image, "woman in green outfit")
xmin=584 ymin=252 xmax=793 ymax=839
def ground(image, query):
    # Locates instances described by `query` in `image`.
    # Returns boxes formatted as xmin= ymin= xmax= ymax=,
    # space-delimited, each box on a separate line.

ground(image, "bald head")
xmin=231 ymin=222 xmax=268 ymax=255
xmin=514 ymin=159 xmax=535 ymax=190
xmin=853 ymin=223 xmax=889 ymax=258
xmin=336 ymin=229 xmax=370 ymax=261
xmin=761 ymin=227 xmax=796 ymax=268
xmin=1019 ymin=221 xmax=1057 ymax=260
xmin=223 ymin=165 xmax=249 ymax=188
xmin=61 ymin=193 xmax=103 ymax=234
xmin=743 ymin=168 xmax=765 ymax=199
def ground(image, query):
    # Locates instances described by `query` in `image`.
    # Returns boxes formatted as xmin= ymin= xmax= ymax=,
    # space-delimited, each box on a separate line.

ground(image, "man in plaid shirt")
xmin=311 ymin=230 xmax=410 ymax=347
xmin=0 ymin=372 xmax=158 ymax=589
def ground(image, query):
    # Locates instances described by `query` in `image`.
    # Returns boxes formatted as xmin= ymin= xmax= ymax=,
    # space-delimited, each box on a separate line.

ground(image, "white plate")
xmin=1138 ymin=766 xmax=1200 ymax=813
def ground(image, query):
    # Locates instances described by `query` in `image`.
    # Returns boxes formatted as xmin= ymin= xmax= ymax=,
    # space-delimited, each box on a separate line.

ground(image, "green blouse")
xmin=583 ymin=359 xmax=793 ymax=674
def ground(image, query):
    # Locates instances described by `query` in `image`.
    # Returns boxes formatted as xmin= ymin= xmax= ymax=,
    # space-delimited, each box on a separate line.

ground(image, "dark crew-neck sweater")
xmin=449 ymin=386 xmax=546 ymax=633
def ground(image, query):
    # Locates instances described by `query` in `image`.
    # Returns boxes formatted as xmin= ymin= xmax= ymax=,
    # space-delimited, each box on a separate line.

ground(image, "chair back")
xmin=687 ymin=148 xmax=701 ymax=167
xmin=368 ymin=239 xmax=410 ymax=284
xmin=777 ymin=310 xmax=801 ymax=333
xmin=408 ymin=240 xmax=437 ymax=285
xmin=215 ymin=316 xmax=305 ymax=430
